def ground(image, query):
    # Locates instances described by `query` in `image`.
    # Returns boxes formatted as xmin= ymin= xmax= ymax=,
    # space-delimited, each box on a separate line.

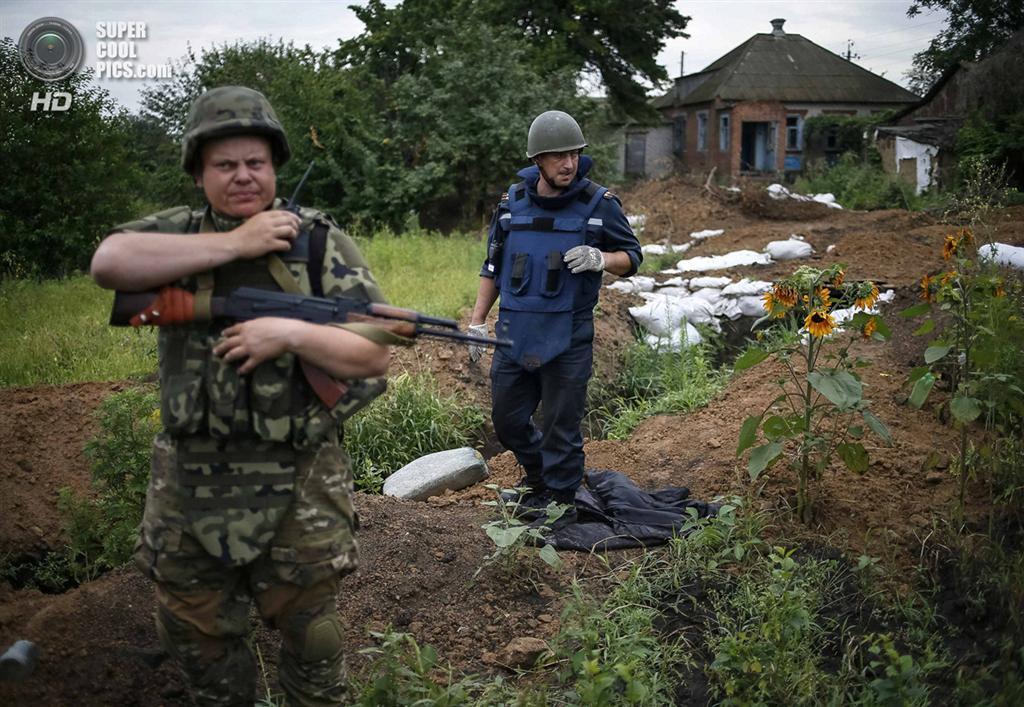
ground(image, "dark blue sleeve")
xmin=479 ymin=200 xmax=509 ymax=279
xmin=590 ymin=196 xmax=642 ymax=277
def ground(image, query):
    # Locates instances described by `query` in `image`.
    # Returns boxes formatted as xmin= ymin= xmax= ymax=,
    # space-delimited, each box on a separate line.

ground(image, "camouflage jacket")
xmin=109 ymin=200 xmax=388 ymax=448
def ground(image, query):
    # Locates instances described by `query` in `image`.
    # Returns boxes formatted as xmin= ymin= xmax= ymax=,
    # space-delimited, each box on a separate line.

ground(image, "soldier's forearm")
xmin=91 ymin=231 xmax=241 ymax=291
xmin=601 ymin=250 xmax=634 ymax=277
xmin=471 ymin=277 xmax=499 ymax=325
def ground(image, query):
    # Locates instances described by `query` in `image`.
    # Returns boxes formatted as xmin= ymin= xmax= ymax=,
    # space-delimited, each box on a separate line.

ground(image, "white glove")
xmin=468 ymin=323 xmax=488 ymax=362
xmin=563 ymin=245 xmax=605 ymax=274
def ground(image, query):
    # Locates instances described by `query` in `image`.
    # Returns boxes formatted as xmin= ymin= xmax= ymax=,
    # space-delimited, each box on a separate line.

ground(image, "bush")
xmin=795 ymin=152 xmax=921 ymax=211
xmin=346 ymin=373 xmax=486 ymax=491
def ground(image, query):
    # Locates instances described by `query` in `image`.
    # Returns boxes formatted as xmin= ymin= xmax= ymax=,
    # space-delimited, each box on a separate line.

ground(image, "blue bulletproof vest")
xmin=496 ymin=179 xmax=607 ymax=370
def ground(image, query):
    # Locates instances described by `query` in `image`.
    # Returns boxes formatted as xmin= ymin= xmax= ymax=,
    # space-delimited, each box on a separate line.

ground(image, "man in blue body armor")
xmin=468 ymin=110 xmax=642 ymax=523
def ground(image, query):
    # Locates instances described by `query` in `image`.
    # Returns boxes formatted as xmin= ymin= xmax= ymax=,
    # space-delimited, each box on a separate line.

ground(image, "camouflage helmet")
xmin=526 ymin=110 xmax=587 ymax=158
xmin=181 ymin=86 xmax=290 ymax=174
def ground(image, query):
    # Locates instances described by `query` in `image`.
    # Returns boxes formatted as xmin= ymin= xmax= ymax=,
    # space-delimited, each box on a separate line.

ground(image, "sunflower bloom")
xmin=805 ymin=309 xmax=835 ymax=338
xmin=854 ymin=283 xmax=879 ymax=311
xmin=920 ymin=274 xmax=935 ymax=302
xmin=762 ymin=291 xmax=786 ymax=318
xmin=861 ymin=317 xmax=877 ymax=339
xmin=831 ymin=270 xmax=845 ymax=287
xmin=774 ymin=285 xmax=798 ymax=308
xmin=940 ymin=271 xmax=956 ymax=287
xmin=995 ymin=285 xmax=1006 ymax=298
xmin=815 ymin=286 xmax=832 ymax=308
xmin=943 ymin=234 xmax=958 ymax=260
xmin=959 ymin=227 xmax=974 ymax=247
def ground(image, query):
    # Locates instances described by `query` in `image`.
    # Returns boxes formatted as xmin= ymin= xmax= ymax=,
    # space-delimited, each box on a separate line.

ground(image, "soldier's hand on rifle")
xmin=214 ymin=318 xmax=300 ymax=374
xmin=467 ymin=323 xmax=488 ymax=363
xmin=229 ymin=210 xmax=301 ymax=259
xmin=563 ymin=245 xmax=605 ymax=274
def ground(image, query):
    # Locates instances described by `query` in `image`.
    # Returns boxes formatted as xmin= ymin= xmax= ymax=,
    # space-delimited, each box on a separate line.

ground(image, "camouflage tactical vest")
xmin=116 ymin=202 xmax=388 ymax=449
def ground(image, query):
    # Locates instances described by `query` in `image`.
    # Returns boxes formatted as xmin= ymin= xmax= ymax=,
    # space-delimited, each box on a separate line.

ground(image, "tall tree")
xmin=907 ymin=0 xmax=1024 ymax=94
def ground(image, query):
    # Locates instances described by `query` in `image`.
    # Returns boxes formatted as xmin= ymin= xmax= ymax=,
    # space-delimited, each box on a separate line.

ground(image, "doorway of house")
xmin=740 ymin=121 xmax=777 ymax=172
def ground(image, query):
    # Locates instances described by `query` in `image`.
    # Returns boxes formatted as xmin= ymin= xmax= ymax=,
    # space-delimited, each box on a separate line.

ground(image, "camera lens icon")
xmin=18 ymin=17 xmax=85 ymax=82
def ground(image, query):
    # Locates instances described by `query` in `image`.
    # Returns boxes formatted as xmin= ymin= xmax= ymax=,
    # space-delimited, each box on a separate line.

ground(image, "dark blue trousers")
xmin=490 ymin=318 xmax=594 ymax=493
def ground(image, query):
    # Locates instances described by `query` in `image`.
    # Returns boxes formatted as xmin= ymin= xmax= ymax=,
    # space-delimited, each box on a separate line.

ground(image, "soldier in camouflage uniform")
xmin=91 ymin=86 xmax=399 ymax=705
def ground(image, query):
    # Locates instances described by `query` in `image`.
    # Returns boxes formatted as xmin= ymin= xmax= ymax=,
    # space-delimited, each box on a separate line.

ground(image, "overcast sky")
xmin=2 ymin=0 xmax=947 ymax=112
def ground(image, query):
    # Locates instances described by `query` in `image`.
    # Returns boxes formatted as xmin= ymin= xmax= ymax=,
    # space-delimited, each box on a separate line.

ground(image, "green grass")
xmin=0 ymin=276 xmax=157 ymax=386
xmin=355 ymin=229 xmax=486 ymax=320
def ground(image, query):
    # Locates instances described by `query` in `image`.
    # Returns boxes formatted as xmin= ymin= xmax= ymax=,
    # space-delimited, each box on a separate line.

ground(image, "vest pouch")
xmin=176 ymin=440 xmax=296 ymax=566
xmin=250 ymin=354 xmax=295 ymax=442
xmin=328 ymin=376 xmax=388 ymax=424
xmin=160 ymin=372 xmax=206 ymax=435
xmin=205 ymin=348 xmax=248 ymax=440
xmin=507 ymin=252 xmax=530 ymax=295
xmin=541 ymin=249 xmax=566 ymax=298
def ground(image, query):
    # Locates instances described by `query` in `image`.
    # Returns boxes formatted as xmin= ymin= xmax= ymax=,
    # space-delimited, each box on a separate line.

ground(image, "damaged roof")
xmin=663 ymin=23 xmax=919 ymax=107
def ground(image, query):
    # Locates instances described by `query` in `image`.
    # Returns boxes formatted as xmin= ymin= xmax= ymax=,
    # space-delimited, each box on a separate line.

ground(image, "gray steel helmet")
xmin=526 ymin=110 xmax=587 ymax=158
xmin=181 ymin=86 xmax=291 ymax=174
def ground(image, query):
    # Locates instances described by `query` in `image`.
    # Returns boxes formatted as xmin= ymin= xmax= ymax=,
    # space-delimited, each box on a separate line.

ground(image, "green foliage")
xmin=355 ymin=629 xmax=478 ymax=706
xmin=57 ymin=388 xmax=160 ymax=585
xmin=0 ymin=276 xmax=157 ymax=386
xmin=476 ymin=485 xmax=564 ymax=582
xmin=956 ymin=112 xmax=1024 ymax=169
xmin=794 ymin=153 xmax=922 ymax=212
xmin=346 ymin=373 xmax=485 ymax=492
xmin=803 ymin=114 xmax=894 ymax=158
xmin=0 ymin=39 xmax=148 ymax=278
xmin=588 ymin=343 xmax=723 ymax=440
xmin=739 ymin=265 xmax=891 ymax=522
xmin=355 ymin=229 xmax=485 ymax=319
xmin=906 ymin=0 xmax=1024 ymax=95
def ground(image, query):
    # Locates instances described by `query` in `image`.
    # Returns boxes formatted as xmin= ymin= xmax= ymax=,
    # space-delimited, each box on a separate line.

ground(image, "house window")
xmin=672 ymin=115 xmax=686 ymax=156
xmin=826 ymin=126 xmax=839 ymax=150
xmin=786 ymin=115 xmax=802 ymax=150
xmin=697 ymin=111 xmax=708 ymax=151
xmin=719 ymin=112 xmax=730 ymax=151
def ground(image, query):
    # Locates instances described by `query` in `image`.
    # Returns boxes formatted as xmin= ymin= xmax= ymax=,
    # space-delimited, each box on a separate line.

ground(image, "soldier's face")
xmin=535 ymin=150 xmax=579 ymax=189
xmin=196 ymin=136 xmax=277 ymax=218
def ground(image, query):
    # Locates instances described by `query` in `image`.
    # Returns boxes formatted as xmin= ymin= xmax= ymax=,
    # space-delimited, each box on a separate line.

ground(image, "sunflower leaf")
xmin=837 ymin=442 xmax=869 ymax=473
xmin=808 ymin=370 xmax=863 ymax=410
xmin=900 ymin=302 xmax=931 ymax=318
xmin=734 ymin=347 xmax=770 ymax=371
xmin=924 ymin=345 xmax=952 ymax=364
xmin=748 ymin=442 xmax=784 ymax=481
xmin=862 ymin=410 xmax=892 ymax=445
xmin=737 ymin=415 xmax=762 ymax=457
xmin=950 ymin=396 xmax=982 ymax=423
xmin=912 ymin=320 xmax=935 ymax=336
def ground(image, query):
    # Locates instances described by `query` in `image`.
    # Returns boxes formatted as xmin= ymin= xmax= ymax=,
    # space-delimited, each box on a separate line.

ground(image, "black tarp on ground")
xmin=547 ymin=469 xmax=719 ymax=551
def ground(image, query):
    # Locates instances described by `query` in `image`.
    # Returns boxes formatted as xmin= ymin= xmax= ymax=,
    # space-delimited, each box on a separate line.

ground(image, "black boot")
xmin=499 ymin=476 xmax=546 ymax=505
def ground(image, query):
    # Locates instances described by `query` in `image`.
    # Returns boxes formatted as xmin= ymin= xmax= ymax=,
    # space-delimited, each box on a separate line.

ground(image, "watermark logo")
xmin=29 ymin=92 xmax=73 ymax=112
xmin=18 ymin=17 xmax=85 ymax=82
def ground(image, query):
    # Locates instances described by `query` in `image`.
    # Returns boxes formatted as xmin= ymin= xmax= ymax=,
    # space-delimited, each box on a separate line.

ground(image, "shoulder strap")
xmin=308 ymin=222 xmax=329 ymax=298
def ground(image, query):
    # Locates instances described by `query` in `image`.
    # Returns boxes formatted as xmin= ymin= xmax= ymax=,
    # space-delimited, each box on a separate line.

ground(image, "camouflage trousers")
xmin=134 ymin=433 xmax=359 ymax=706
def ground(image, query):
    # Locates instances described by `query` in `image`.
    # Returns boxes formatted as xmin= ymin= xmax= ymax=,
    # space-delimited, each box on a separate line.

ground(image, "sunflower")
xmin=762 ymin=291 xmax=786 ymax=318
xmin=959 ymin=227 xmax=975 ymax=247
xmin=831 ymin=269 xmax=845 ymax=287
xmin=940 ymin=271 xmax=956 ymax=287
xmin=805 ymin=309 xmax=836 ymax=338
xmin=774 ymin=285 xmax=798 ymax=308
xmin=854 ymin=283 xmax=880 ymax=310
xmin=815 ymin=286 xmax=832 ymax=308
xmin=942 ymin=234 xmax=958 ymax=261
xmin=994 ymin=284 xmax=1006 ymax=298
xmin=920 ymin=274 xmax=935 ymax=302
xmin=861 ymin=317 xmax=877 ymax=339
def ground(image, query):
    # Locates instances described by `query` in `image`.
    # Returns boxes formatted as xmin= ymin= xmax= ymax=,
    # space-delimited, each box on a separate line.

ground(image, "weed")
xmin=346 ymin=373 xmax=486 ymax=492
xmin=354 ymin=629 xmax=478 ymax=706
xmin=476 ymin=484 xmax=564 ymax=583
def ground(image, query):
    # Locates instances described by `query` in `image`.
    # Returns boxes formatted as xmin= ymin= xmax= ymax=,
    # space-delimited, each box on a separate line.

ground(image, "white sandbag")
xmin=765 ymin=239 xmax=813 ymax=260
xmin=641 ymin=244 xmax=666 ymax=256
xmin=812 ymin=193 xmax=843 ymax=209
xmin=606 ymin=275 xmax=656 ymax=294
xmin=737 ymin=295 xmax=768 ymax=317
xmin=676 ymin=250 xmax=772 ymax=272
xmin=689 ymin=276 xmax=732 ymax=288
xmin=690 ymin=287 xmax=724 ymax=305
xmin=672 ymin=241 xmax=695 ymax=253
xmin=721 ymin=278 xmax=771 ymax=296
xmin=715 ymin=299 xmax=743 ymax=320
xmin=659 ymin=276 xmax=688 ymax=288
xmin=627 ymin=214 xmax=647 ymax=230
xmin=659 ymin=267 xmax=683 ymax=275
xmin=656 ymin=286 xmax=690 ymax=297
xmin=644 ymin=322 xmax=702 ymax=352
xmin=629 ymin=294 xmax=720 ymax=334
xmin=978 ymin=243 xmax=1024 ymax=269
xmin=690 ymin=228 xmax=725 ymax=240
xmin=767 ymin=183 xmax=790 ymax=200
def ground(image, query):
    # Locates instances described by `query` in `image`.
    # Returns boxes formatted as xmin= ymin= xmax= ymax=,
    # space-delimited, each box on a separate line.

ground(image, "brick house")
xmin=631 ymin=19 xmax=918 ymax=179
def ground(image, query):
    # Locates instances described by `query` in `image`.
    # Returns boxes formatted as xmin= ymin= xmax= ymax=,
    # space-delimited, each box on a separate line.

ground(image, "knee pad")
xmin=299 ymin=614 xmax=344 ymax=663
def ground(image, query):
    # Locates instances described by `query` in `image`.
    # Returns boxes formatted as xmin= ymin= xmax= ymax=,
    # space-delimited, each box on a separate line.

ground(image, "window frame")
xmin=697 ymin=111 xmax=708 ymax=152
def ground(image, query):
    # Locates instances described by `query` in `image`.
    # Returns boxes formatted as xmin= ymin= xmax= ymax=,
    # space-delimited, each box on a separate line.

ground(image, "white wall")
xmin=895 ymin=136 xmax=939 ymax=194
